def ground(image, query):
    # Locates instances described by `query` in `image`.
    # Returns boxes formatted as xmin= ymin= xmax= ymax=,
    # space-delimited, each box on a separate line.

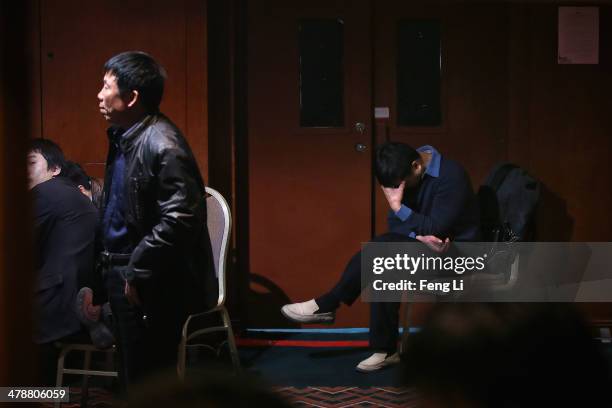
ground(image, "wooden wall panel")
xmin=513 ymin=5 xmax=612 ymax=323
xmin=27 ymin=0 xmax=42 ymax=139
xmin=519 ymin=5 xmax=612 ymax=242
xmin=506 ymin=4 xmax=531 ymax=170
xmin=186 ymin=0 xmax=209 ymax=179
xmin=443 ymin=3 xmax=509 ymax=181
xmin=39 ymin=0 xmax=208 ymax=179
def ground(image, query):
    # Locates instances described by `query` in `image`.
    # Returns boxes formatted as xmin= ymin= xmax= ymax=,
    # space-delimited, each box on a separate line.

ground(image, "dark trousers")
xmin=320 ymin=233 xmax=418 ymax=353
xmin=104 ymin=266 xmax=183 ymax=394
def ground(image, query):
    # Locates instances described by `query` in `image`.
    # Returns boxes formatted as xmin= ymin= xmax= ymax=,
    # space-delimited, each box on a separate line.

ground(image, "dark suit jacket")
xmin=32 ymin=177 xmax=98 ymax=344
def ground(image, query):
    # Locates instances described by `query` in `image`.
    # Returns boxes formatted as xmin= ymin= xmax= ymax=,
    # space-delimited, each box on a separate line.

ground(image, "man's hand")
xmin=124 ymin=280 xmax=142 ymax=306
xmin=381 ymin=181 xmax=405 ymax=213
xmin=416 ymin=235 xmax=450 ymax=253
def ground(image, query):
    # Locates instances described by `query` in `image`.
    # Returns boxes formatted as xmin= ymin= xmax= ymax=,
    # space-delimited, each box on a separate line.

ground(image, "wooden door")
xmin=372 ymin=1 xmax=510 ymax=325
xmin=373 ymin=1 xmax=509 ymax=234
xmin=247 ymin=0 xmax=373 ymax=327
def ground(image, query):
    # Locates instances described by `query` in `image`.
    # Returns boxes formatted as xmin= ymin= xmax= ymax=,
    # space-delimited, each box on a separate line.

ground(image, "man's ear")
xmin=126 ymin=90 xmax=140 ymax=108
xmin=50 ymin=166 xmax=61 ymax=177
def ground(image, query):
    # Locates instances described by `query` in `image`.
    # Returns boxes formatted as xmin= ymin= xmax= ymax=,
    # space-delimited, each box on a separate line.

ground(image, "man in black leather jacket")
xmin=96 ymin=51 xmax=217 ymax=390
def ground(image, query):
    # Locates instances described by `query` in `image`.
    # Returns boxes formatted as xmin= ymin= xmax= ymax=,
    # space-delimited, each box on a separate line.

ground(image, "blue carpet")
xmin=241 ymin=346 xmax=405 ymax=387
xmin=239 ymin=329 xmax=407 ymax=387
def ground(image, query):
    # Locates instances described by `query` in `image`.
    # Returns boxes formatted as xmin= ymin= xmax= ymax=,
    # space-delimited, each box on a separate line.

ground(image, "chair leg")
xmin=81 ymin=349 xmax=91 ymax=407
xmin=399 ymin=303 xmax=412 ymax=355
xmin=55 ymin=347 xmax=69 ymax=408
xmin=177 ymin=336 xmax=187 ymax=381
xmin=104 ymin=349 xmax=114 ymax=388
xmin=221 ymin=307 xmax=240 ymax=372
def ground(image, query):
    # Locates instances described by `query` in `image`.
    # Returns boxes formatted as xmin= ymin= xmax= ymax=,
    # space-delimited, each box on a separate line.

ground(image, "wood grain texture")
xmin=39 ymin=0 xmax=207 ymax=179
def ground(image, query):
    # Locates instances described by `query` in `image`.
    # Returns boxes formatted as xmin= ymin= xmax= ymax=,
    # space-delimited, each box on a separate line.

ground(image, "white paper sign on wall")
xmin=374 ymin=107 xmax=390 ymax=119
xmin=558 ymin=7 xmax=599 ymax=65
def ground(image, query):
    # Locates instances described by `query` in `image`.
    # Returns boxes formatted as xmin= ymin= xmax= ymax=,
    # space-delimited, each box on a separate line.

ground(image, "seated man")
xmin=29 ymin=139 xmax=111 ymax=384
xmin=281 ymin=142 xmax=480 ymax=372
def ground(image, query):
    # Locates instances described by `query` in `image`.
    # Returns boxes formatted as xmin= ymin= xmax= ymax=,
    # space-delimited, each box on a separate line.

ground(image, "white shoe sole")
xmin=280 ymin=305 xmax=335 ymax=324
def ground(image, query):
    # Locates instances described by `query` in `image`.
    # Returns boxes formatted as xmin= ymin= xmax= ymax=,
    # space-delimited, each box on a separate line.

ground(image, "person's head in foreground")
xmin=27 ymin=138 xmax=65 ymax=190
xmin=98 ymin=50 xmax=166 ymax=128
xmin=402 ymin=303 xmax=611 ymax=407
xmin=375 ymin=142 xmax=426 ymax=188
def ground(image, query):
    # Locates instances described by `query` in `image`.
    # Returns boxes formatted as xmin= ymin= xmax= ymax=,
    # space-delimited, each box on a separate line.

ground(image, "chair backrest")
xmin=205 ymin=187 xmax=232 ymax=307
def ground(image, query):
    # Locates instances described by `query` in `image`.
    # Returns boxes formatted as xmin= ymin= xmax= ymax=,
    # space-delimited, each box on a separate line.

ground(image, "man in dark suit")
xmin=29 ymin=138 xmax=99 ymax=384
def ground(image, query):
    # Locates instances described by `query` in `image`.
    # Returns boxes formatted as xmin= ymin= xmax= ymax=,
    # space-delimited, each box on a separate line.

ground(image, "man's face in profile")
xmin=97 ymin=72 xmax=130 ymax=126
xmin=27 ymin=151 xmax=59 ymax=190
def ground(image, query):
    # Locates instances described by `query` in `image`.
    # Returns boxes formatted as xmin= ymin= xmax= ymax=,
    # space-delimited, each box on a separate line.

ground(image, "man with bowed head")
xmin=282 ymin=142 xmax=480 ymax=372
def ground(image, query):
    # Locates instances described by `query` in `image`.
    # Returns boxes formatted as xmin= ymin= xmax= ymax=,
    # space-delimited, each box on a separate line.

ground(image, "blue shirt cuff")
xmin=394 ymin=204 xmax=413 ymax=222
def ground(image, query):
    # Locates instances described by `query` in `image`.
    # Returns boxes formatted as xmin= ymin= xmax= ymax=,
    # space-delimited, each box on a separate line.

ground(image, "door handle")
xmin=354 ymin=122 xmax=366 ymax=134
xmin=355 ymin=143 xmax=367 ymax=152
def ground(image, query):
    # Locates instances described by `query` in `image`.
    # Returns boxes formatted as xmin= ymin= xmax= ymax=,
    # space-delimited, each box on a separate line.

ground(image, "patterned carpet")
xmin=275 ymin=386 xmax=418 ymax=408
xmin=40 ymin=386 xmax=115 ymax=407
xmin=41 ymin=386 xmax=418 ymax=407
xmin=43 ymin=330 xmax=418 ymax=407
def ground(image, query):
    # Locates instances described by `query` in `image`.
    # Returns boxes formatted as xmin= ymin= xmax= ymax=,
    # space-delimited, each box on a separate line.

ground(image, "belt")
xmin=99 ymin=250 xmax=132 ymax=267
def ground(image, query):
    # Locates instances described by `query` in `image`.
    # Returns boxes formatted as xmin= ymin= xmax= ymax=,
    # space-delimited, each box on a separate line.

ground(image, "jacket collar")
xmin=106 ymin=113 xmax=157 ymax=152
xmin=416 ymin=145 xmax=441 ymax=178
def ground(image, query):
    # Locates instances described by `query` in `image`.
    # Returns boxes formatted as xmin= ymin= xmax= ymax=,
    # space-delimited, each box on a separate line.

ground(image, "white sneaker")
xmin=356 ymin=352 xmax=400 ymax=373
xmin=280 ymin=299 xmax=335 ymax=324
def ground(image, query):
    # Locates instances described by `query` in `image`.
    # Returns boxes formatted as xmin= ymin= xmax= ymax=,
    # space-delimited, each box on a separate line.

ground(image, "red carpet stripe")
xmin=236 ymin=338 xmax=369 ymax=348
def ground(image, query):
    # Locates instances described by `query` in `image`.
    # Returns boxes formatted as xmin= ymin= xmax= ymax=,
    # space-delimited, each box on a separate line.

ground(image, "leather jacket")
xmin=101 ymin=113 xmax=217 ymax=315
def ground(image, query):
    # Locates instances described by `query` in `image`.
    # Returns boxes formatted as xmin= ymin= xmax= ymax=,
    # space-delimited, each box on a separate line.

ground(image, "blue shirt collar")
xmin=417 ymin=145 xmax=441 ymax=178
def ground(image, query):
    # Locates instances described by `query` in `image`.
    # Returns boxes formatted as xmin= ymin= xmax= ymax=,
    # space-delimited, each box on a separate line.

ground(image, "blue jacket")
xmin=388 ymin=146 xmax=480 ymax=241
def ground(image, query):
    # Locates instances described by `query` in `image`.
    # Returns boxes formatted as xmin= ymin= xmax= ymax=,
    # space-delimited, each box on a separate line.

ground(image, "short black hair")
xmin=61 ymin=161 xmax=91 ymax=190
xmin=29 ymin=138 xmax=66 ymax=172
xmin=374 ymin=142 xmax=420 ymax=187
xmin=103 ymin=51 xmax=167 ymax=113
